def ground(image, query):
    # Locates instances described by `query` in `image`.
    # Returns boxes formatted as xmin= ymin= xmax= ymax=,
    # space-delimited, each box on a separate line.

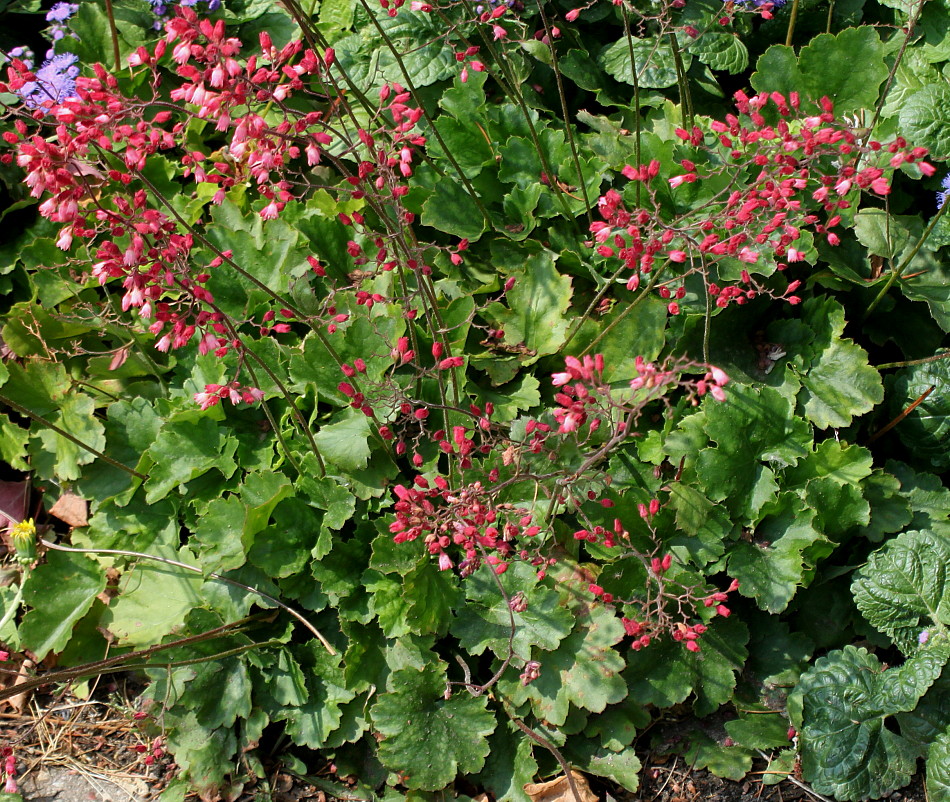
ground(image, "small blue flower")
xmin=46 ymin=2 xmax=78 ymax=23
xmin=729 ymin=0 xmax=788 ymax=7
xmin=17 ymin=52 xmax=79 ymax=110
xmin=920 ymin=629 xmax=931 ymax=645
xmin=148 ymin=0 xmax=223 ymax=22
xmin=937 ymin=174 xmax=950 ymax=210
xmin=7 ymin=46 xmax=35 ymax=70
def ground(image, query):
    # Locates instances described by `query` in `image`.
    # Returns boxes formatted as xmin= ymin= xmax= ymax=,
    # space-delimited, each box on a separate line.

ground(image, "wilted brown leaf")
xmin=524 ymin=771 xmax=597 ymax=802
xmin=50 ymin=492 xmax=89 ymax=528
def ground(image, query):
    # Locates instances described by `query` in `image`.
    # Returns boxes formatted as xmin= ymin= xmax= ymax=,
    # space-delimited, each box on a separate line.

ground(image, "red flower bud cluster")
xmin=617 ymin=576 xmax=739 ymax=653
xmin=390 ymin=477 xmax=541 ymax=575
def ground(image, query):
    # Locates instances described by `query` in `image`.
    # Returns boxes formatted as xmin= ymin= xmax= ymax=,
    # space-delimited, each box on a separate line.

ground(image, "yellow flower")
xmin=10 ymin=518 xmax=37 ymax=565
xmin=10 ymin=518 xmax=36 ymax=544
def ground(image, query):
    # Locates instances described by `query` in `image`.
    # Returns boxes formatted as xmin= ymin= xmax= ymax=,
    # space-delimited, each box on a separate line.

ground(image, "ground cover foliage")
xmin=0 ymin=0 xmax=950 ymax=798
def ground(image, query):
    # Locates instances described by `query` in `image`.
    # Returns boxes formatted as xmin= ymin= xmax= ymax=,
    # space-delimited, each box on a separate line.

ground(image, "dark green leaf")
xmin=798 ymin=642 xmax=950 ymax=800
xmin=695 ymin=383 xmax=811 ymax=519
xmin=899 ymin=84 xmax=950 ymax=160
xmin=403 ymin=559 xmax=462 ymax=636
xmin=485 ymin=249 xmax=572 ymax=364
xmin=682 ymin=732 xmax=752 ymax=781
xmin=623 ymin=616 xmax=749 ymax=716
xmin=926 ymin=724 xmax=950 ymax=799
xmin=599 ymin=36 xmax=686 ymax=89
xmin=852 ymin=529 xmax=950 ymax=654
xmin=477 ymin=721 xmax=539 ymax=802
xmin=728 ymin=493 xmax=825 ymax=613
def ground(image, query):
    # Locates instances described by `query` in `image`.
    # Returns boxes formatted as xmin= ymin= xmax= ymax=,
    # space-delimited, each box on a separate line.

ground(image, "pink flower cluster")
xmin=193 ymin=382 xmax=264 ymax=411
xmin=549 ymin=354 xmax=729 ymax=437
xmin=1 ymin=748 xmax=15 ymax=794
xmin=590 ymin=91 xmax=934 ymax=312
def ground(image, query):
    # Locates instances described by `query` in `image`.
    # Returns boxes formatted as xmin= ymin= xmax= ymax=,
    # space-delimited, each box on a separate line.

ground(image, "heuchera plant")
xmin=1 ymin=0 xmax=950 ymax=798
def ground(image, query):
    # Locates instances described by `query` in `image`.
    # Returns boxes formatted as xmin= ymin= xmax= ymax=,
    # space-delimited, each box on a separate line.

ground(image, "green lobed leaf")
xmin=887 ymin=460 xmax=950 ymax=532
xmin=752 ymin=27 xmax=887 ymax=115
xmin=163 ymin=712 xmax=237 ymax=802
xmin=485 ymin=249 xmax=572 ymax=365
xmin=762 ymin=749 xmax=797 ymax=786
xmin=695 ymin=383 xmax=811 ymax=520
xmin=565 ymin=293 xmax=668 ymax=382
xmin=0 ymin=412 xmax=29 ymax=471
xmin=30 ymin=392 xmax=107 ymax=482
xmin=248 ymin=498 xmax=323 ymax=578
xmin=783 ymin=439 xmax=873 ymax=488
xmin=144 ymin=412 xmax=239 ymax=503
xmin=899 ymin=259 xmax=950 ymax=332
xmin=667 ymin=483 xmax=731 ymax=565
xmin=780 ymin=296 xmax=883 ymax=429
xmin=364 ymin=570 xmax=412 ymax=638
xmin=272 ymin=643 xmax=357 ymax=749
xmin=193 ymin=496 xmax=246 ymax=574
xmin=805 ymin=477 xmax=870 ymax=540
xmin=171 ymin=656 xmax=253 ymax=731
xmin=193 ymin=471 xmax=292 ymax=574
xmin=317 ymin=0 xmax=355 ymax=39
xmin=371 ymin=663 xmax=497 ymax=790
xmin=313 ymin=412 xmax=372 ymax=472
xmin=728 ymin=493 xmax=826 ymax=613
xmin=477 ymin=721 xmax=539 ymax=802
xmin=750 ymin=44 xmax=801 ymax=100
xmin=623 ymin=616 xmax=749 ymax=717
xmin=583 ymin=700 xmax=650 ymax=752
xmin=725 ymin=713 xmax=794 ymax=750
xmin=204 ymin=200 xmax=310 ymax=317
xmin=682 ymin=732 xmax=752 ymax=781
xmin=450 ymin=562 xmax=574 ymax=659
xmin=854 ymin=209 xmax=914 ymax=260
xmin=797 ymin=27 xmax=887 ymax=114
xmin=852 ymin=529 xmax=950 ymax=654
xmin=499 ymin=602 xmax=627 ymax=726
xmin=564 ymin=740 xmax=642 ymax=791
xmin=859 ymin=470 xmax=913 ymax=542
xmin=403 ymin=559 xmax=462 ymax=636
xmin=427 ymin=116 xmax=495 ymax=179
xmin=19 ymin=550 xmax=106 ymax=661
xmin=421 ymin=177 xmax=488 ymax=240
xmin=100 ymin=548 xmax=204 ymax=647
